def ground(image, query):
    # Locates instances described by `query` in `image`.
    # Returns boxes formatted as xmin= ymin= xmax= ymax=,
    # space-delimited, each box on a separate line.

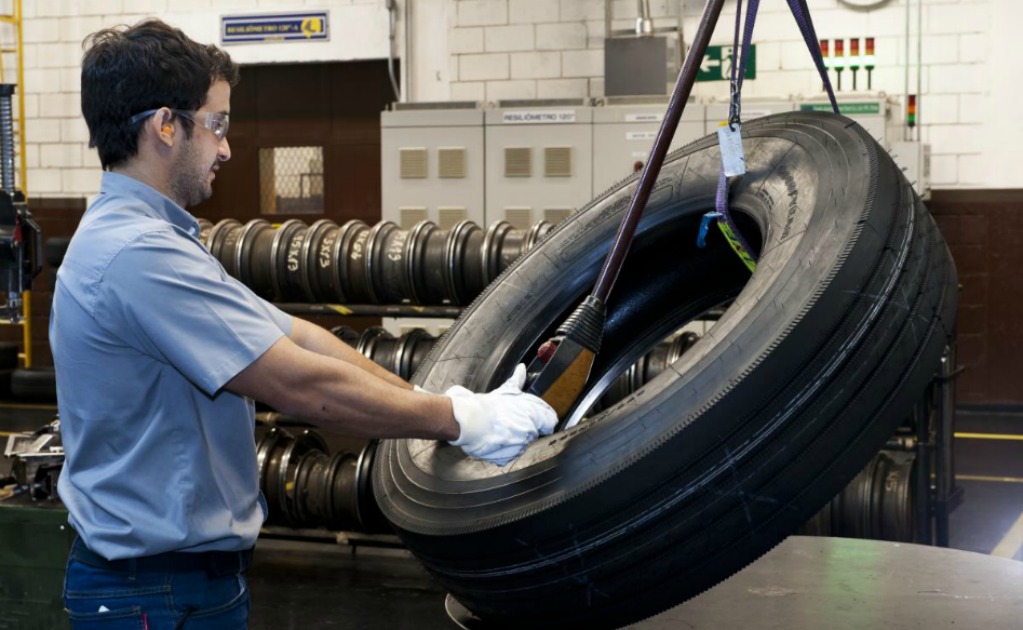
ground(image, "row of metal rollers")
xmin=196 ymin=217 xmax=555 ymax=305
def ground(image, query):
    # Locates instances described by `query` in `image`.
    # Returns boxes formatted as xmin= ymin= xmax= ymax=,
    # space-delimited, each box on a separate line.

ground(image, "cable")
xmin=386 ymin=0 xmax=401 ymax=102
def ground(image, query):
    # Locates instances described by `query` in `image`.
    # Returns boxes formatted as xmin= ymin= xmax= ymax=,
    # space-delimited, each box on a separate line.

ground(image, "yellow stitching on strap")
xmin=715 ymin=221 xmax=757 ymax=272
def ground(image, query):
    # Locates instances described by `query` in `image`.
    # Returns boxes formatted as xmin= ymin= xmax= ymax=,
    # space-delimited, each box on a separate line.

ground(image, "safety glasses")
xmin=128 ymin=108 xmax=230 ymax=141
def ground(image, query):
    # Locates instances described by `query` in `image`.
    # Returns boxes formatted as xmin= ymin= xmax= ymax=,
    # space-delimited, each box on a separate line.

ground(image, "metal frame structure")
xmin=0 ymin=0 xmax=29 ymax=367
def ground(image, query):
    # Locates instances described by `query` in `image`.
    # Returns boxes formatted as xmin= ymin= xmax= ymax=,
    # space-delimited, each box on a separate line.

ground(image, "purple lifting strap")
xmin=714 ymin=0 xmax=761 ymax=263
xmin=711 ymin=0 xmax=840 ymax=263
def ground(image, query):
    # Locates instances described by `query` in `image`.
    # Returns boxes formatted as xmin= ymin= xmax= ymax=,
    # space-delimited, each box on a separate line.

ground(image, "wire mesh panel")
xmin=259 ymin=146 xmax=324 ymax=214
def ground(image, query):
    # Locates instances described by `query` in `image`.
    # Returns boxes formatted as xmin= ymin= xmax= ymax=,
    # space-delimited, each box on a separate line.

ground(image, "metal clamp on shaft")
xmin=525 ymin=296 xmax=606 ymax=423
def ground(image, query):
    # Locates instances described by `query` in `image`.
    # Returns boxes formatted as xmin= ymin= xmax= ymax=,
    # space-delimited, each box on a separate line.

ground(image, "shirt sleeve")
xmin=97 ymin=228 xmax=293 ymax=396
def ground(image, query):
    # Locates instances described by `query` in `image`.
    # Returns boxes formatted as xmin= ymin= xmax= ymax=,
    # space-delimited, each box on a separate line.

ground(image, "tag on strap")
xmin=717 ymin=122 xmax=746 ymax=177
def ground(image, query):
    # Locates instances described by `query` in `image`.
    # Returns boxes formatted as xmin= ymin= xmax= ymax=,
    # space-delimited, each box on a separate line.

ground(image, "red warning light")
xmin=866 ymin=37 xmax=875 ymax=57
xmin=820 ymin=39 xmax=829 ymax=58
xmin=850 ymin=38 xmax=860 ymax=58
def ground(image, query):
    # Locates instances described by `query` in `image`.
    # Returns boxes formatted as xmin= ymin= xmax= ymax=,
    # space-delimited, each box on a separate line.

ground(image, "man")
xmin=52 ymin=19 xmax=556 ymax=629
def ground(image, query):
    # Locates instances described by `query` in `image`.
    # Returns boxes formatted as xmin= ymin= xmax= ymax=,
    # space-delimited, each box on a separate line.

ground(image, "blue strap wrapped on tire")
xmin=372 ymin=111 xmax=958 ymax=628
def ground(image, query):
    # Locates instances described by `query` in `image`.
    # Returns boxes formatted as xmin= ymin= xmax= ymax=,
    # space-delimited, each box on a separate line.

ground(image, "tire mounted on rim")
xmin=371 ymin=111 xmax=958 ymax=628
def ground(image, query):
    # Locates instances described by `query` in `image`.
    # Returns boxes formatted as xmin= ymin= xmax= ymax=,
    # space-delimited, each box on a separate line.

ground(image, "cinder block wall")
xmin=447 ymin=0 xmax=993 ymax=188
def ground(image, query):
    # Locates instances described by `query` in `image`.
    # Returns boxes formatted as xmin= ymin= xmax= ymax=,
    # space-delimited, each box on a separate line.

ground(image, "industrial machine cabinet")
xmin=0 ymin=498 xmax=73 ymax=629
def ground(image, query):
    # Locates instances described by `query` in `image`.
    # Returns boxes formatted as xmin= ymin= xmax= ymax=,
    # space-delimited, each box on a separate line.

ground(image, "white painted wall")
xmin=14 ymin=0 xmax=1014 ymax=197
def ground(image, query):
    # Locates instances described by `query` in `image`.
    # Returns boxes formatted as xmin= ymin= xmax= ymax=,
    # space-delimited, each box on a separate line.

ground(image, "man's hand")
xmin=444 ymin=364 xmax=558 ymax=465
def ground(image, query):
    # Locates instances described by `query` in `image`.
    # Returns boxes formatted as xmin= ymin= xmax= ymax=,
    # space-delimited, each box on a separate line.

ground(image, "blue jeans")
xmin=63 ymin=538 xmax=250 ymax=629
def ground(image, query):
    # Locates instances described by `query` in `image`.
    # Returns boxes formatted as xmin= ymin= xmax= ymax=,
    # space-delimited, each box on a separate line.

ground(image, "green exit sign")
xmin=697 ymin=45 xmax=757 ymax=82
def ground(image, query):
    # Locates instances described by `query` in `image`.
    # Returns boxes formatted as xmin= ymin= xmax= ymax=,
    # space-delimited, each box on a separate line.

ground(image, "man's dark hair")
xmin=81 ymin=19 xmax=239 ymax=169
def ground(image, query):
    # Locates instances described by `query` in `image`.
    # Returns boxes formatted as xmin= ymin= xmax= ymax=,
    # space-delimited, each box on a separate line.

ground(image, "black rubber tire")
xmin=11 ymin=367 xmax=57 ymax=402
xmin=46 ymin=237 xmax=72 ymax=293
xmin=45 ymin=237 xmax=71 ymax=268
xmin=372 ymin=111 xmax=958 ymax=628
xmin=0 ymin=341 xmax=19 ymax=371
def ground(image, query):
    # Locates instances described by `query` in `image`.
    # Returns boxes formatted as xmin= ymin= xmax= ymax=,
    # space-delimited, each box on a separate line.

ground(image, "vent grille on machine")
xmin=544 ymin=146 xmax=572 ymax=177
xmin=399 ymin=147 xmax=428 ymax=179
xmin=504 ymin=207 xmax=532 ymax=229
xmin=544 ymin=208 xmax=573 ymax=224
xmin=399 ymin=207 xmax=428 ymax=229
xmin=438 ymin=207 xmax=468 ymax=229
xmin=504 ymin=147 xmax=532 ymax=178
xmin=437 ymin=147 xmax=467 ymax=178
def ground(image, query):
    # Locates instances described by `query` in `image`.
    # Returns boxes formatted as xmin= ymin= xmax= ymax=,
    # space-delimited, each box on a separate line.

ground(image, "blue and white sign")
xmin=222 ymin=12 xmax=329 ymax=44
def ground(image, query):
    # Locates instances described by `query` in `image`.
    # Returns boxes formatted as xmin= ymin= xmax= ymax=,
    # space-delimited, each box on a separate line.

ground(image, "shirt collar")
xmin=98 ymin=171 xmax=201 ymax=237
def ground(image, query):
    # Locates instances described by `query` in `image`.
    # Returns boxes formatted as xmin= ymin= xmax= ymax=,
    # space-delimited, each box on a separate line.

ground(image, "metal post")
xmin=934 ymin=344 xmax=955 ymax=547
xmin=914 ymin=396 xmax=931 ymax=544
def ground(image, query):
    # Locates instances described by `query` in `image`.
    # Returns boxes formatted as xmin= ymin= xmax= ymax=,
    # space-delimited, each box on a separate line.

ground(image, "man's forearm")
xmin=275 ymin=350 xmax=458 ymax=440
xmin=287 ymin=317 xmax=411 ymax=389
xmin=228 ymin=336 xmax=459 ymax=440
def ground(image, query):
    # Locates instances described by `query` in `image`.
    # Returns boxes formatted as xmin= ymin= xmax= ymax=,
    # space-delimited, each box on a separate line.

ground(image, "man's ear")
xmin=154 ymin=108 xmax=174 ymax=145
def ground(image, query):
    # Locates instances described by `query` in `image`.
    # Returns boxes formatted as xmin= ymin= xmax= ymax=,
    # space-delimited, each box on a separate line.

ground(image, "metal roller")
xmin=206 ymin=219 xmax=240 ymax=265
xmin=396 ymin=327 xmax=435 ymax=381
xmin=481 ymin=221 xmax=513 ymax=284
xmin=246 ymin=220 xmax=277 ymax=299
xmin=291 ymin=448 xmax=360 ymax=531
xmin=369 ymin=329 xmax=404 ymax=376
xmin=444 ymin=221 xmax=482 ymax=306
xmin=356 ymin=326 xmax=393 ymax=365
xmin=254 ymin=422 xmax=388 ymax=533
xmin=327 ymin=220 xmax=365 ymax=304
xmin=494 ymin=220 xmax=554 ymax=278
xmin=277 ymin=221 xmax=311 ymax=302
xmin=420 ymin=224 xmax=454 ymax=305
xmin=524 ymin=220 xmax=554 ymax=251
xmin=300 ymin=219 xmax=338 ymax=302
xmin=368 ymin=221 xmax=415 ymax=305
xmin=495 ymin=224 xmax=527 ymax=275
xmin=268 ymin=219 xmax=306 ymax=302
xmin=802 ymin=450 xmax=917 ymax=543
xmin=217 ymin=222 xmax=246 ymax=278
xmin=329 ymin=325 xmax=360 ymax=347
xmin=339 ymin=221 xmax=373 ymax=304
xmin=259 ymin=424 xmax=319 ymax=527
xmin=405 ymin=220 xmax=438 ymax=306
xmin=461 ymin=224 xmax=487 ymax=301
xmin=196 ymin=218 xmax=214 ymax=246
xmin=234 ymin=219 xmax=272 ymax=293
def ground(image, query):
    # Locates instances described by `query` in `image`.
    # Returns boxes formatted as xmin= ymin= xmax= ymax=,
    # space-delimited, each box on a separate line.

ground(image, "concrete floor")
xmin=2 ymin=404 xmax=1021 ymax=628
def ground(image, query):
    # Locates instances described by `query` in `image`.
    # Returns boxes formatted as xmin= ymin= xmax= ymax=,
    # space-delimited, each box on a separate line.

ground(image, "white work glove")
xmin=445 ymin=364 xmax=558 ymax=465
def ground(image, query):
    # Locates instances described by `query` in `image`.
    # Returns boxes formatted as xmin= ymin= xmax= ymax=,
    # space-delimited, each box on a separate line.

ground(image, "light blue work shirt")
xmin=51 ymin=172 xmax=293 ymax=560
